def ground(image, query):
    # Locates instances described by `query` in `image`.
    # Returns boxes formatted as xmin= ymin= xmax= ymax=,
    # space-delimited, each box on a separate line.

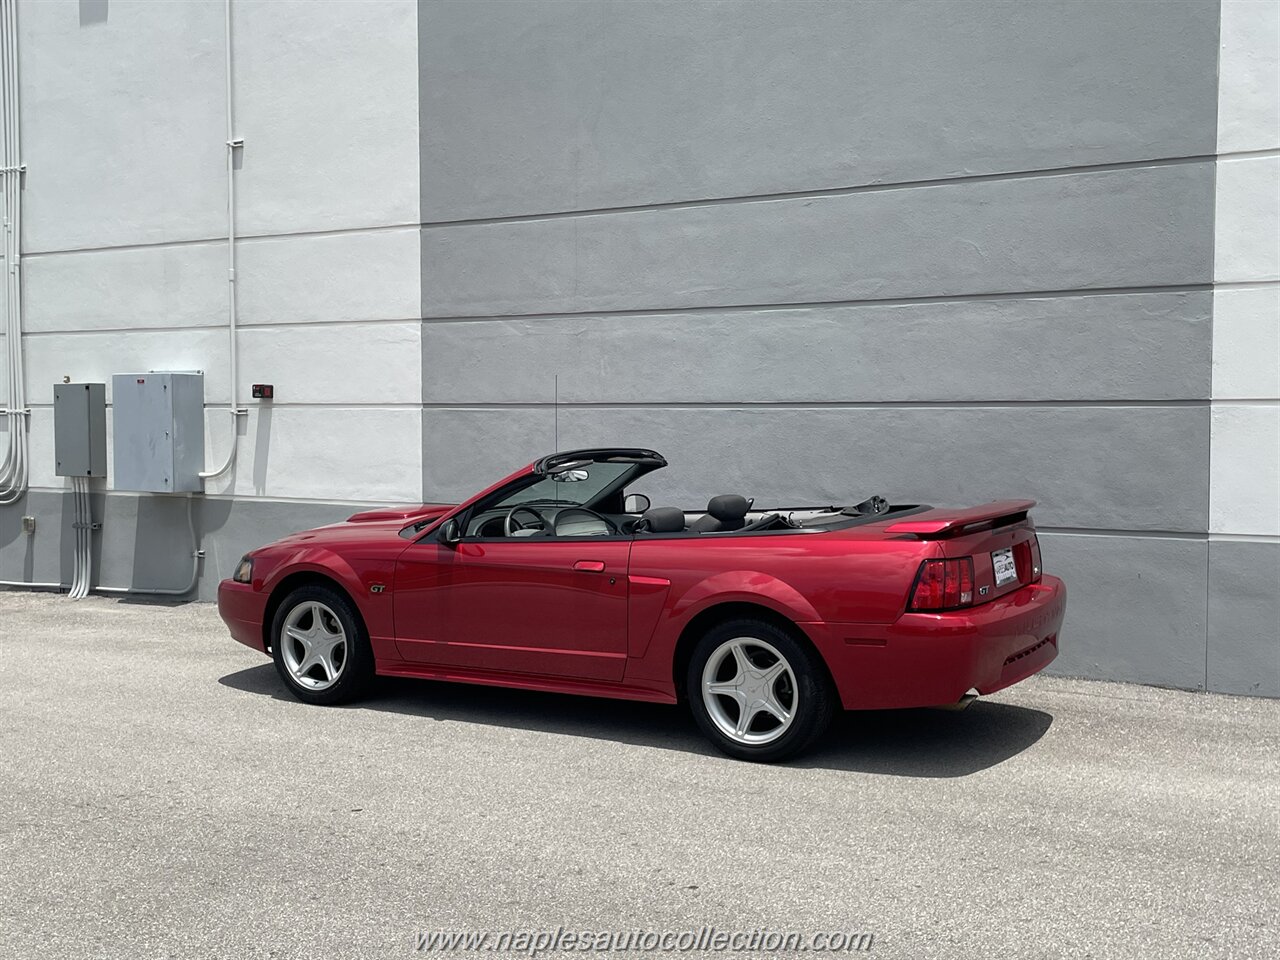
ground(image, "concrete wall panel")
xmin=1209 ymin=404 xmax=1280 ymax=537
xmin=1207 ymin=540 xmax=1280 ymax=697
xmin=201 ymin=405 xmax=422 ymax=503
xmin=22 ymin=323 xmax=421 ymax=412
xmin=422 ymin=164 xmax=1216 ymax=318
xmin=1042 ymin=533 xmax=1208 ymax=690
xmin=1218 ymin=0 xmax=1280 ymax=154
xmin=17 ymin=0 xmax=225 ymax=252
xmin=237 ymin=322 xmax=421 ymax=406
xmin=421 ymin=405 xmax=1208 ymax=531
xmin=1212 ymin=287 xmax=1280 ymax=400
xmin=23 ymin=244 xmax=226 ymax=333
xmin=236 ymin=228 xmax=421 ymax=326
xmin=422 ymin=292 xmax=1211 ymax=405
xmin=1214 ymin=155 xmax=1280 ymax=284
xmin=233 ymin=0 xmax=419 ymax=235
xmin=0 ymin=488 xmax=74 ymax=587
xmin=420 ymin=0 xmax=1220 ymax=220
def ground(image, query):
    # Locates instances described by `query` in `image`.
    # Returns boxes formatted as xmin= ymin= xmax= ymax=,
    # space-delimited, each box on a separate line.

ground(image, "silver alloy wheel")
xmin=280 ymin=600 xmax=347 ymax=691
xmin=701 ymin=636 xmax=798 ymax=745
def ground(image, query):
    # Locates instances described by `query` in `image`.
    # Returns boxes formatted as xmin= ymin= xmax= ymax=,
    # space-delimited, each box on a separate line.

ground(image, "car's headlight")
xmin=232 ymin=556 xmax=254 ymax=584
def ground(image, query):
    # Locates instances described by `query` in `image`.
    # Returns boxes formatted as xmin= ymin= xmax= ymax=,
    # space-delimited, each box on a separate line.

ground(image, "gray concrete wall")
xmin=2 ymin=0 xmax=1275 ymax=696
xmin=418 ymin=0 xmax=1220 ymax=219
xmin=417 ymin=0 xmax=1275 ymax=696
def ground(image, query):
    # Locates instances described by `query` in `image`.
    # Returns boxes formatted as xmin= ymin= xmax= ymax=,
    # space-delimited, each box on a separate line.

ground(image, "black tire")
xmin=270 ymin=583 xmax=375 ymax=706
xmin=686 ymin=617 xmax=835 ymax=762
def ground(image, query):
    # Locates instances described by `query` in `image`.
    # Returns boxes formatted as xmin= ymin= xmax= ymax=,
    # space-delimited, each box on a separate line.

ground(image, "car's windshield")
xmin=490 ymin=461 xmax=635 ymax=511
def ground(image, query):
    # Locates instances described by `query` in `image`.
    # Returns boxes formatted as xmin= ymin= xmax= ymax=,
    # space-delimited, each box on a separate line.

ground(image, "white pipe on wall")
xmin=68 ymin=477 xmax=88 ymax=599
xmin=0 ymin=0 xmax=28 ymax=506
xmin=200 ymin=0 xmax=246 ymax=481
xmin=80 ymin=479 xmax=92 ymax=597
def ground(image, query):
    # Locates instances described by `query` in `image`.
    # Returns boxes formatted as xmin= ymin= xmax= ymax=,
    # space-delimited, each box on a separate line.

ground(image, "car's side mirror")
xmin=438 ymin=518 xmax=462 ymax=547
xmin=623 ymin=493 xmax=651 ymax=514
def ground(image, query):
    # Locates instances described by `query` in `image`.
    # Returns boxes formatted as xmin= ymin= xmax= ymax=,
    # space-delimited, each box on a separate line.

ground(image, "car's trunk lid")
xmin=886 ymin=501 xmax=1042 ymax=604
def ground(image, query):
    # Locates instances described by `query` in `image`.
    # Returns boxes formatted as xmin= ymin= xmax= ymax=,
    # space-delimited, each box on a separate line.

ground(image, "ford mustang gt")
xmin=218 ymin=448 xmax=1066 ymax=761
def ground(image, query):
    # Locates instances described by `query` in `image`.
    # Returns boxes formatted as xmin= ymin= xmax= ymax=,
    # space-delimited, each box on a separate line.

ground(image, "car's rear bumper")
xmin=217 ymin=579 xmax=269 ymax=654
xmin=804 ymin=575 xmax=1066 ymax=710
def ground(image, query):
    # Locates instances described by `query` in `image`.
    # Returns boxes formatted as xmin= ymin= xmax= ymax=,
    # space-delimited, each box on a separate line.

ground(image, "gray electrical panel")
xmin=111 ymin=372 xmax=206 ymax=493
xmin=53 ymin=382 xmax=107 ymax=478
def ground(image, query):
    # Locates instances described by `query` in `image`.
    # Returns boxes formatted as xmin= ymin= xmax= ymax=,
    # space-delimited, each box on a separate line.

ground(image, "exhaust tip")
xmin=931 ymin=688 xmax=981 ymax=711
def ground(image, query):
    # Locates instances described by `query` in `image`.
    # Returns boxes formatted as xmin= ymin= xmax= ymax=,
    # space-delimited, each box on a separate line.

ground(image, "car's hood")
xmin=344 ymin=503 xmax=457 ymax=525
xmin=268 ymin=504 xmax=456 ymax=547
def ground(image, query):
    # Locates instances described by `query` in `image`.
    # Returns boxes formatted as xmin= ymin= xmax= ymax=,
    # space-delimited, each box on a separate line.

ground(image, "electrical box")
xmin=53 ymin=382 xmax=107 ymax=478
xmin=111 ymin=372 xmax=206 ymax=493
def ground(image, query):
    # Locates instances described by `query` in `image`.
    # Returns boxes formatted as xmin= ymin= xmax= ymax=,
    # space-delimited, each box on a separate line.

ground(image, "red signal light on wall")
xmin=251 ymin=384 xmax=274 ymax=400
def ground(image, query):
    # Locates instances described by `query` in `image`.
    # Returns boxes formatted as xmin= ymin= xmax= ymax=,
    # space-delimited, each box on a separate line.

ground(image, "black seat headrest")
xmin=638 ymin=506 xmax=685 ymax=533
xmin=707 ymin=494 xmax=749 ymax=522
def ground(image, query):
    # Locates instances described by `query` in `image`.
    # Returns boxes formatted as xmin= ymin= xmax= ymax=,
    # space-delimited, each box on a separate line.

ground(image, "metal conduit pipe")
xmin=0 ymin=0 xmax=29 ymax=506
xmin=200 ymin=0 xmax=247 ymax=481
xmin=68 ymin=477 xmax=89 ymax=599
xmin=79 ymin=479 xmax=92 ymax=597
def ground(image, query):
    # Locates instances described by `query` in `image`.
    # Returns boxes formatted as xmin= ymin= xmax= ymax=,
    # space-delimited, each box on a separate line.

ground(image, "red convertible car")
xmin=219 ymin=448 xmax=1065 ymax=761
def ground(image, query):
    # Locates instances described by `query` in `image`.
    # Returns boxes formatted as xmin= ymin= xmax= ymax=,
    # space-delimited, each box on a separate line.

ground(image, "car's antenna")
xmin=553 ymin=374 xmax=559 ymax=451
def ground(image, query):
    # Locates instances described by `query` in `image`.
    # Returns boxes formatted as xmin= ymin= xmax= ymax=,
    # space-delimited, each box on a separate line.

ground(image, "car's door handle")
xmin=573 ymin=560 xmax=607 ymax=572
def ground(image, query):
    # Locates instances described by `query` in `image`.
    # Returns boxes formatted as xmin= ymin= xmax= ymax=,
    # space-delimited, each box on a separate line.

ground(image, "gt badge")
xmin=370 ymin=584 xmax=386 ymax=594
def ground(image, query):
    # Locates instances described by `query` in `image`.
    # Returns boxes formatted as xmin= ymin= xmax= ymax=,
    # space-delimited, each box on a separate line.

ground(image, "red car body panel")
xmin=391 ymin=537 xmax=631 ymax=682
xmin=218 ymin=457 xmax=1065 ymax=712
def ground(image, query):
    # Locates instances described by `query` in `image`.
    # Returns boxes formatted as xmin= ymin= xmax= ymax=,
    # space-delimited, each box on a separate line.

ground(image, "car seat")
xmin=690 ymin=495 xmax=750 ymax=533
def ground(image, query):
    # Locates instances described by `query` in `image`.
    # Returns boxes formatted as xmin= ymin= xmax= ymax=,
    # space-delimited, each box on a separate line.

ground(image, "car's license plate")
xmin=992 ymin=547 xmax=1019 ymax=587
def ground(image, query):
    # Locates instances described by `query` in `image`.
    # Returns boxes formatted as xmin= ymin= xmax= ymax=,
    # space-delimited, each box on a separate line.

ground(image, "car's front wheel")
xmin=271 ymin=584 xmax=374 ymax=705
xmin=686 ymin=618 xmax=835 ymax=762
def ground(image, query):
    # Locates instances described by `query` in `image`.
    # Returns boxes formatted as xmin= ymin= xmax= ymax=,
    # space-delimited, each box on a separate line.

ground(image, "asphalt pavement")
xmin=1 ymin=591 xmax=1276 ymax=959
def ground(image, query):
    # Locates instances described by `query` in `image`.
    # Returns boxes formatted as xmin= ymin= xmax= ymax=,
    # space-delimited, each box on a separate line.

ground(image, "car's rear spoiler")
xmin=884 ymin=500 xmax=1036 ymax=538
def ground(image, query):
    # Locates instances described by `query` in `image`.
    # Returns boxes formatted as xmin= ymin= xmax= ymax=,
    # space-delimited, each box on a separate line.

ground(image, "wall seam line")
xmin=417 ymin=284 xmax=1215 ymax=323
xmin=417 ymin=153 xmax=1219 ymax=228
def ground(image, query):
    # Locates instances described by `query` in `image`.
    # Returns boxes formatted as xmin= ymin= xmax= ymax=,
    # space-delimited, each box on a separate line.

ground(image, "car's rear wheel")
xmin=271 ymin=584 xmax=374 ymax=705
xmin=686 ymin=618 xmax=835 ymax=762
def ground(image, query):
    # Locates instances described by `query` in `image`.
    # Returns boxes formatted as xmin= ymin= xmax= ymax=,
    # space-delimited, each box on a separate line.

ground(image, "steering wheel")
xmin=504 ymin=505 xmax=548 ymax=538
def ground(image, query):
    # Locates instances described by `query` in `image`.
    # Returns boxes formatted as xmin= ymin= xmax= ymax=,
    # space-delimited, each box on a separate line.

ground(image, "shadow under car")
xmin=218 ymin=662 xmax=1053 ymax=777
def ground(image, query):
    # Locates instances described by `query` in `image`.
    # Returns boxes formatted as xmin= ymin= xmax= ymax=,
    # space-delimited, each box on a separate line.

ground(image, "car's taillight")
xmin=909 ymin=557 xmax=975 ymax=611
